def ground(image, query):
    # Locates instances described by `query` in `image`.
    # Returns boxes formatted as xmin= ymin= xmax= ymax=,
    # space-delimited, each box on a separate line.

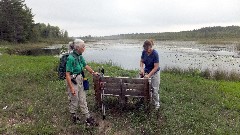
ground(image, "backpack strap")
xmin=69 ymin=52 xmax=85 ymax=78
xmin=70 ymin=52 xmax=80 ymax=64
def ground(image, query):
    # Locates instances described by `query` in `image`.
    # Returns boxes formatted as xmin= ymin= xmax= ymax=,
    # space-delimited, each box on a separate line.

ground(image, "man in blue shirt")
xmin=140 ymin=40 xmax=160 ymax=109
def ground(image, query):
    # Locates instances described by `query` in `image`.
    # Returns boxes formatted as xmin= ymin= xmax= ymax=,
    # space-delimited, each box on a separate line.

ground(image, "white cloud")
xmin=25 ymin=0 xmax=240 ymax=36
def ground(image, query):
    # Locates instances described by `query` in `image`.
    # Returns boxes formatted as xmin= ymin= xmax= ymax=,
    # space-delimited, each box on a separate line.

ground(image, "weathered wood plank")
xmin=122 ymin=83 xmax=145 ymax=96
xmin=101 ymin=77 xmax=149 ymax=84
xmin=102 ymin=83 xmax=121 ymax=95
xmin=101 ymin=77 xmax=122 ymax=83
xmin=94 ymin=76 xmax=152 ymax=108
xmin=122 ymin=83 xmax=145 ymax=90
xmin=122 ymin=78 xmax=149 ymax=84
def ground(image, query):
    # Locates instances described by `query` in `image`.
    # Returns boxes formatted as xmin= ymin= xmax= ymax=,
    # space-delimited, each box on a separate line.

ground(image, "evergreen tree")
xmin=63 ymin=30 xmax=68 ymax=38
xmin=0 ymin=0 xmax=34 ymax=43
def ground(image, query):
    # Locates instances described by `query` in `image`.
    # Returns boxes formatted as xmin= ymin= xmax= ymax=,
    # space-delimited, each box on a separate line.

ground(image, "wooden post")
xmin=93 ymin=76 xmax=101 ymax=107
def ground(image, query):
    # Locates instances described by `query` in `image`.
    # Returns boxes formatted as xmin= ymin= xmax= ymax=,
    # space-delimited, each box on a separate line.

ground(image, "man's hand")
xmin=144 ymin=74 xmax=150 ymax=78
xmin=71 ymin=88 xmax=76 ymax=96
xmin=92 ymin=72 xmax=100 ymax=77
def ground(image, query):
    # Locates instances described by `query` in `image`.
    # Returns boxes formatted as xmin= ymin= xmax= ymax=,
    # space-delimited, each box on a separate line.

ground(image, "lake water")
xmin=62 ymin=40 xmax=240 ymax=73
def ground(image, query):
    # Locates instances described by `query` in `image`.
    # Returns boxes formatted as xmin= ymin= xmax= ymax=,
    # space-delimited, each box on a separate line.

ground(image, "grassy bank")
xmin=0 ymin=54 xmax=240 ymax=134
xmin=0 ymin=42 xmax=62 ymax=56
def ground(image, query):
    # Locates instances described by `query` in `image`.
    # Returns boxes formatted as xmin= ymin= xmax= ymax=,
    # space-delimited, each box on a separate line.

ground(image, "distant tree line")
xmin=0 ymin=0 xmax=69 ymax=43
xmin=95 ymin=26 xmax=240 ymax=41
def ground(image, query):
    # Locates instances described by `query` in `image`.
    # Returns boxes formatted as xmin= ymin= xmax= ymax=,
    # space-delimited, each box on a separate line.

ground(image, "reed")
xmin=163 ymin=67 xmax=240 ymax=81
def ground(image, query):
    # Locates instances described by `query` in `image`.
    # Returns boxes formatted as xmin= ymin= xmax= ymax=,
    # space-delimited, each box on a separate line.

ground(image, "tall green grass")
xmin=0 ymin=54 xmax=240 ymax=134
xmin=163 ymin=67 xmax=240 ymax=81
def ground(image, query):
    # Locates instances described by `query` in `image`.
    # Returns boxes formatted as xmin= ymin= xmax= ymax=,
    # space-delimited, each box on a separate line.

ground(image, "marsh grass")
xmin=163 ymin=67 xmax=240 ymax=81
xmin=0 ymin=54 xmax=240 ymax=134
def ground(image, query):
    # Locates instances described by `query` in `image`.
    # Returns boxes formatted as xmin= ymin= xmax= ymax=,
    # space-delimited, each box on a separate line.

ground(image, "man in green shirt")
xmin=66 ymin=39 xmax=98 ymax=126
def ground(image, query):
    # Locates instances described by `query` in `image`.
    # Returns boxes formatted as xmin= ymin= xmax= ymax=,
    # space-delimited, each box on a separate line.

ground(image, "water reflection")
xmin=82 ymin=40 xmax=240 ymax=73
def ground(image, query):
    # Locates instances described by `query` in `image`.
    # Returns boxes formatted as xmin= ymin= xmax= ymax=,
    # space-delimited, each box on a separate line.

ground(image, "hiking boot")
xmin=72 ymin=113 xmax=80 ymax=124
xmin=86 ymin=117 xmax=99 ymax=126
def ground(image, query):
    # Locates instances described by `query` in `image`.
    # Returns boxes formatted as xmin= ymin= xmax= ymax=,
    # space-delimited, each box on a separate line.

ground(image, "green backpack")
xmin=57 ymin=53 xmax=70 ymax=80
xmin=57 ymin=53 xmax=82 ymax=79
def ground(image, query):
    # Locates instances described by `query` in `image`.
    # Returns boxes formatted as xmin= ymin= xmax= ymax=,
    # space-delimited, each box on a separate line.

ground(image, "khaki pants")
xmin=66 ymin=75 xmax=90 ymax=118
xmin=151 ymin=71 xmax=160 ymax=107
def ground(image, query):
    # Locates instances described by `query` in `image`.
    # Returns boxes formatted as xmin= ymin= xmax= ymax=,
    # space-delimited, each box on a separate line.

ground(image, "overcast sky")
xmin=24 ymin=0 xmax=240 ymax=37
